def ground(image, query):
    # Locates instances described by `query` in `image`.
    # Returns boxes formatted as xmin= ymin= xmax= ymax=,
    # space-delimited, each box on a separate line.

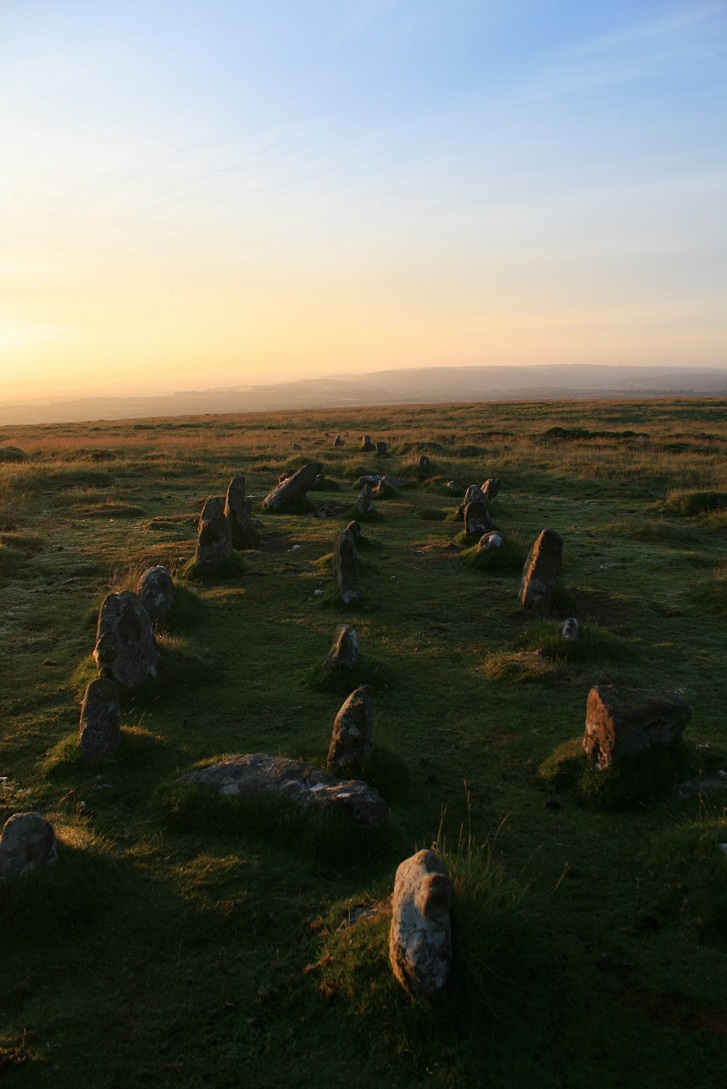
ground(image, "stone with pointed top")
xmin=333 ymin=529 xmax=360 ymax=604
xmin=519 ymin=528 xmax=563 ymax=617
xmin=327 ymin=685 xmax=373 ymax=774
xmin=325 ymin=624 xmax=359 ymax=669
xmin=389 ymin=849 xmax=452 ymax=1000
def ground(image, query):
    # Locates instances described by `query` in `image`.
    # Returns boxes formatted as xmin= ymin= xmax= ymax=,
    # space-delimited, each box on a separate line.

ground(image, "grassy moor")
xmin=1 ymin=398 xmax=727 ymax=1088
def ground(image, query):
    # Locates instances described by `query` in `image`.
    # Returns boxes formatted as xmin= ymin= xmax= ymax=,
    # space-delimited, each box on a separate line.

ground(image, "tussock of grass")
xmin=156 ymin=780 xmax=392 ymax=866
xmin=688 ymin=576 xmax=727 ymax=617
xmin=485 ymin=650 xmax=566 ymax=685
xmin=513 ymin=621 xmax=634 ymax=664
xmin=603 ymin=517 xmax=698 ymax=545
xmin=664 ymin=490 xmax=727 ymax=516
xmin=538 ymin=737 xmax=693 ymax=810
xmin=181 ymin=552 xmax=245 ymax=581
xmin=460 ymin=537 xmax=527 ymax=574
xmin=302 ymin=656 xmax=395 ymax=694
xmin=41 ymin=725 xmax=165 ymax=777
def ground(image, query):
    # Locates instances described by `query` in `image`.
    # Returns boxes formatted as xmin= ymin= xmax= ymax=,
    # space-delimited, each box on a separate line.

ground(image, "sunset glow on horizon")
xmin=1 ymin=1 xmax=725 ymax=404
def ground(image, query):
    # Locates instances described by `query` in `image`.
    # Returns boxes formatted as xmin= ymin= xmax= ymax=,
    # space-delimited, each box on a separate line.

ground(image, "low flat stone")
xmin=327 ymin=685 xmax=373 ymax=774
xmin=0 ymin=812 xmax=58 ymax=879
xmin=263 ymin=461 xmax=322 ymax=510
xmin=177 ymin=753 xmax=388 ymax=828
xmin=94 ymin=590 xmax=159 ymax=689
xmin=136 ymin=565 xmax=175 ymax=623
xmin=583 ymin=684 xmax=692 ymax=769
xmin=389 ymin=849 xmax=452 ymax=1000
xmin=519 ymin=528 xmax=563 ymax=617
xmin=325 ymin=624 xmax=359 ymax=669
xmin=195 ymin=496 xmax=233 ymax=569
xmin=79 ymin=677 xmax=121 ymax=759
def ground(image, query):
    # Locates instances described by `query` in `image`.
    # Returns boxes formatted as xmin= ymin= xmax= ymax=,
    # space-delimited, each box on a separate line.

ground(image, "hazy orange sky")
xmin=1 ymin=1 xmax=725 ymax=404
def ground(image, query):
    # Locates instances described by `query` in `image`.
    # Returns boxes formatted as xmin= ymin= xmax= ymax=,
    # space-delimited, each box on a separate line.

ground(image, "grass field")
xmin=1 ymin=398 xmax=726 ymax=1088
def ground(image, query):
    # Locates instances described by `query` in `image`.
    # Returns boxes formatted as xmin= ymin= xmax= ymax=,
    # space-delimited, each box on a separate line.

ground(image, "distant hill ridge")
xmin=2 ymin=364 xmax=726 ymax=425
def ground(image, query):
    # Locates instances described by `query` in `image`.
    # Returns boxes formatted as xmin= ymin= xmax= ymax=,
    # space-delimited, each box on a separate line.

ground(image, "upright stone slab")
xmin=333 ymin=529 xmax=360 ymax=605
xmin=361 ymin=435 xmax=375 ymax=452
xmin=94 ymin=591 xmax=159 ymax=689
xmin=519 ymin=528 xmax=563 ymax=617
xmin=327 ymin=685 xmax=373 ymax=774
xmin=136 ymin=565 xmax=175 ymax=623
xmin=333 ymin=433 xmax=343 ymax=447
xmin=583 ymin=685 xmax=691 ymax=769
xmin=346 ymin=520 xmax=361 ymax=541
xmin=177 ymin=753 xmax=387 ymax=828
xmin=376 ymin=441 xmax=388 ymax=456
xmin=419 ymin=455 xmax=430 ymax=468
xmin=389 ymin=849 xmax=452 ymax=1000
xmin=79 ymin=677 xmax=121 ymax=759
xmin=356 ymin=484 xmax=373 ymax=515
xmin=325 ymin=624 xmax=359 ymax=669
xmin=0 ymin=813 xmax=58 ymax=879
xmin=463 ymin=499 xmax=492 ymax=538
xmin=224 ymin=475 xmax=259 ymax=549
xmin=482 ymin=477 xmax=501 ymax=499
xmin=262 ymin=461 xmax=322 ymax=510
xmin=561 ymin=617 xmax=580 ymax=641
xmin=195 ymin=496 xmax=233 ymax=570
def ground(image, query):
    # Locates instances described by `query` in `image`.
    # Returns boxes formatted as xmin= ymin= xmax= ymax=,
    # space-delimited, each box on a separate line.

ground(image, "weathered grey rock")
xmin=178 ymin=753 xmax=387 ymax=828
xmin=389 ymin=849 xmax=452 ymax=1000
xmin=463 ymin=484 xmax=487 ymax=506
xmin=79 ymin=677 xmax=121 ymax=759
xmin=463 ymin=499 xmax=492 ymax=538
xmin=376 ymin=441 xmax=388 ymax=456
xmin=94 ymin=591 xmax=159 ymax=689
xmin=356 ymin=484 xmax=373 ymax=515
xmin=333 ymin=433 xmax=343 ymax=447
xmin=361 ymin=435 xmax=375 ymax=452
xmin=346 ymin=520 xmax=361 ymax=540
xmin=327 ymin=685 xmax=373 ymax=774
xmin=476 ymin=531 xmax=503 ymax=551
xmin=519 ymin=528 xmax=563 ymax=616
xmin=224 ymin=475 xmax=259 ymax=549
xmin=482 ymin=477 xmax=501 ymax=499
xmin=677 ymin=776 xmax=726 ymax=799
xmin=195 ymin=496 xmax=233 ymax=570
xmin=419 ymin=455 xmax=430 ymax=468
xmin=263 ymin=461 xmax=322 ymax=510
xmin=325 ymin=624 xmax=359 ymax=669
xmin=135 ymin=565 xmax=175 ymax=623
xmin=445 ymin=480 xmax=462 ymax=495
xmin=0 ymin=813 xmax=58 ymax=879
xmin=561 ymin=617 xmax=580 ymax=641
xmin=583 ymin=685 xmax=692 ymax=769
xmin=333 ymin=529 xmax=359 ymax=604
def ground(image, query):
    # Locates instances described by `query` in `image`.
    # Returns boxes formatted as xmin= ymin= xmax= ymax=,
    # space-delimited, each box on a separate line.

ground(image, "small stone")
xmin=476 ymin=531 xmax=503 ymax=551
xmin=79 ymin=677 xmax=121 ymax=759
xmin=356 ymin=484 xmax=373 ymax=515
xmin=333 ymin=434 xmax=343 ymax=447
xmin=389 ymin=849 xmax=452 ymax=1000
xmin=195 ymin=496 xmax=233 ymax=570
xmin=561 ymin=617 xmax=579 ymax=641
xmin=361 ymin=435 xmax=375 ymax=452
xmin=325 ymin=624 xmax=359 ymax=669
xmin=327 ymin=686 xmax=373 ymax=774
xmin=0 ymin=813 xmax=58 ymax=879
xmin=418 ymin=455 xmax=430 ymax=468
xmin=376 ymin=441 xmax=388 ymax=456
xmin=135 ymin=565 xmax=175 ymax=623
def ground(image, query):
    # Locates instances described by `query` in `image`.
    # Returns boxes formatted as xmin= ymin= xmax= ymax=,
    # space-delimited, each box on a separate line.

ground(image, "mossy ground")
xmin=1 ymin=398 xmax=727 ymax=1087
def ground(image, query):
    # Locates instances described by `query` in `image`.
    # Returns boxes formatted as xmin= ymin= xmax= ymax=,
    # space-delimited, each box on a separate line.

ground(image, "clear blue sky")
xmin=1 ymin=0 xmax=725 ymax=401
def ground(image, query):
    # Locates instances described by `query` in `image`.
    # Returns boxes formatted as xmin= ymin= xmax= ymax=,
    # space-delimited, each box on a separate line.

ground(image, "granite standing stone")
xmin=361 ymin=435 xmax=375 ymax=452
xmin=0 ymin=813 xmax=58 ymax=879
xmin=94 ymin=591 xmax=159 ymax=689
xmin=327 ymin=685 xmax=373 ymax=774
xmin=561 ymin=617 xmax=580 ymax=641
xmin=325 ymin=624 xmax=359 ymax=669
xmin=224 ymin=475 xmax=259 ymax=549
xmin=346 ymin=520 xmax=361 ymax=540
xmin=583 ymin=685 xmax=691 ymax=769
xmin=333 ymin=529 xmax=360 ymax=605
xmin=195 ymin=496 xmax=233 ymax=570
xmin=79 ymin=677 xmax=121 ymax=759
xmin=519 ymin=528 xmax=563 ymax=617
xmin=463 ymin=499 xmax=492 ymax=538
xmin=376 ymin=441 xmax=388 ymax=455
xmin=482 ymin=478 xmax=501 ymax=499
xmin=135 ymin=565 xmax=175 ymax=623
xmin=177 ymin=753 xmax=388 ymax=828
xmin=262 ymin=461 xmax=322 ymax=510
xmin=389 ymin=849 xmax=452 ymax=1000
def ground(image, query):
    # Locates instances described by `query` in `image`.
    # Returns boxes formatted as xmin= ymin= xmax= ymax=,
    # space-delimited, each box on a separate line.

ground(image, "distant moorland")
xmin=1 ymin=397 xmax=726 ymax=1088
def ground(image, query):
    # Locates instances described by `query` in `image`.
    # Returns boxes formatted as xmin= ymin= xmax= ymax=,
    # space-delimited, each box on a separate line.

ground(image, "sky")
xmin=0 ymin=0 xmax=725 ymax=404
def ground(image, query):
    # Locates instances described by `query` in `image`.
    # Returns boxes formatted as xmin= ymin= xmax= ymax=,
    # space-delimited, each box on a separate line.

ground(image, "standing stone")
xmin=135 ymin=565 xmax=175 ymax=623
xmin=463 ymin=484 xmax=487 ymax=506
xmin=195 ymin=497 xmax=233 ymax=570
xmin=333 ymin=529 xmax=360 ymax=605
xmin=224 ymin=475 xmax=259 ymax=549
xmin=0 ymin=813 xmax=58 ymax=879
xmin=263 ymin=461 xmax=322 ymax=510
xmin=583 ymin=685 xmax=691 ymax=769
xmin=389 ymin=849 xmax=452 ymax=1000
xmin=333 ymin=433 xmax=343 ymax=447
xmin=327 ymin=685 xmax=373 ymax=774
xmin=346 ymin=520 xmax=361 ymax=541
xmin=561 ymin=617 xmax=580 ymax=641
xmin=361 ymin=435 xmax=375 ymax=452
xmin=376 ymin=441 xmax=388 ymax=456
xmin=463 ymin=500 xmax=492 ymax=538
xmin=356 ymin=484 xmax=373 ymax=515
xmin=419 ymin=455 xmax=430 ymax=468
xmin=325 ymin=624 xmax=359 ymax=669
xmin=519 ymin=528 xmax=563 ymax=617
xmin=94 ymin=591 xmax=159 ymax=689
xmin=79 ymin=677 xmax=121 ymax=759
xmin=482 ymin=478 xmax=501 ymax=499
